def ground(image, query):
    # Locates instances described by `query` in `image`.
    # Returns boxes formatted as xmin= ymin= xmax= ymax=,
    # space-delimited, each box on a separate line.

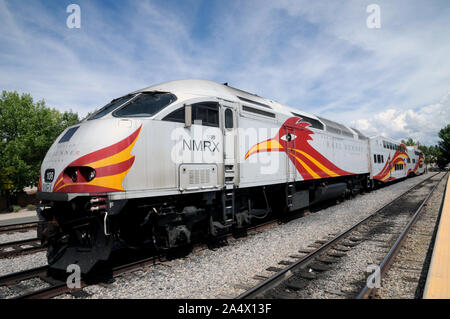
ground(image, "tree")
xmin=437 ymin=124 xmax=450 ymax=168
xmin=401 ymin=138 xmax=418 ymax=146
xmin=0 ymin=91 xmax=79 ymax=208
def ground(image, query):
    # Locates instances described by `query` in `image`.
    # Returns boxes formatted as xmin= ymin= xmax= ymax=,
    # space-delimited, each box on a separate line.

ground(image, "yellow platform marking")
xmin=424 ymin=174 xmax=450 ymax=299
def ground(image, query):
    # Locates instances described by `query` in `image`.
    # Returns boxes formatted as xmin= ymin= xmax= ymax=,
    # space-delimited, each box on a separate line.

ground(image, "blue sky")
xmin=1 ymin=0 xmax=449 ymax=145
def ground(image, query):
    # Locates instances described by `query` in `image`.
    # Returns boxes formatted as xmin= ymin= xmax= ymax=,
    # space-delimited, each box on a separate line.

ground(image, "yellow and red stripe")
xmin=244 ymin=117 xmax=354 ymax=180
xmin=53 ymin=125 xmax=142 ymax=193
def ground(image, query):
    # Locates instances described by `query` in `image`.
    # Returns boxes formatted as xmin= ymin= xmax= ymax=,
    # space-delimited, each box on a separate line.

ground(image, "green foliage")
xmin=416 ymin=125 xmax=450 ymax=168
xmin=11 ymin=205 xmax=21 ymax=212
xmin=400 ymin=138 xmax=418 ymax=146
xmin=0 ymin=91 xmax=79 ymax=194
xmin=437 ymin=124 xmax=450 ymax=167
xmin=419 ymin=145 xmax=437 ymax=164
xmin=26 ymin=204 xmax=36 ymax=211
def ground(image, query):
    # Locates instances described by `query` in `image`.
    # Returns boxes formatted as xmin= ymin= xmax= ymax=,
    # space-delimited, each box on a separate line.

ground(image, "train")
xmin=36 ymin=79 xmax=425 ymax=273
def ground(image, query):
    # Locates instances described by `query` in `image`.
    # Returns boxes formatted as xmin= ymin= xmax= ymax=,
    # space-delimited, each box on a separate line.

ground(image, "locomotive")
xmin=36 ymin=79 xmax=425 ymax=273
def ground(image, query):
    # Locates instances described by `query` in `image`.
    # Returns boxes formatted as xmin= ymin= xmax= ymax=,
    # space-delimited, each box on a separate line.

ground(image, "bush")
xmin=12 ymin=205 xmax=21 ymax=212
xmin=26 ymin=204 xmax=36 ymax=211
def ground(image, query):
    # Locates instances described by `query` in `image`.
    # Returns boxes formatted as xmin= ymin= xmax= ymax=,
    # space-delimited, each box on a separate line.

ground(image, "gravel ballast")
xmin=63 ymin=173 xmax=434 ymax=299
xmin=375 ymin=174 xmax=447 ymax=298
xmin=0 ymin=229 xmax=37 ymax=245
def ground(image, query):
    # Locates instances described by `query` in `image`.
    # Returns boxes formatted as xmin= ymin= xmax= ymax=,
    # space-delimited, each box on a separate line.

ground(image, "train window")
xmin=377 ymin=154 xmax=381 ymax=163
xmin=381 ymin=155 xmax=384 ymax=163
xmin=242 ymin=105 xmax=276 ymax=118
xmin=113 ymin=92 xmax=177 ymax=118
xmin=291 ymin=113 xmax=324 ymax=130
xmin=192 ymin=102 xmax=219 ymax=127
xmin=88 ymin=94 xmax=136 ymax=120
xmin=59 ymin=126 xmax=79 ymax=143
xmin=237 ymin=96 xmax=272 ymax=109
xmin=225 ymin=108 xmax=233 ymax=129
xmin=374 ymin=154 xmax=377 ymax=163
xmin=383 ymin=141 xmax=386 ymax=148
xmin=162 ymin=107 xmax=185 ymax=123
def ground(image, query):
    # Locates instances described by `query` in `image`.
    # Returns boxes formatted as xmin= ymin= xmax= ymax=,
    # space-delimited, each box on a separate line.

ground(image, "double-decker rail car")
xmin=407 ymin=147 xmax=426 ymax=175
xmin=369 ymin=136 xmax=411 ymax=183
xmin=36 ymin=79 xmax=423 ymax=273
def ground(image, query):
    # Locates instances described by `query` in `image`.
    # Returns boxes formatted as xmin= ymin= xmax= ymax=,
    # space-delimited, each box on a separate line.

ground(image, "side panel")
xmin=238 ymin=115 xmax=369 ymax=189
xmin=238 ymin=116 xmax=288 ymax=188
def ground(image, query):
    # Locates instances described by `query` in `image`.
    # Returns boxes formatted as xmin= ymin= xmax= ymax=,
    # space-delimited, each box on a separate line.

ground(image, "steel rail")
xmin=356 ymin=172 xmax=448 ymax=299
xmin=18 ymin=256 xmax=164 ymax=299
xmin=237 ymin=172 xmax=441 ymax=299
xmin=6 ymin=219 xmax=280 ymax=299
xmin=0 ymin=266 xmax=49 ymax=286
xmin=18 ymin=220 xmax=283 ymax=299
xmin=0 ymin=222 xmax=38 ymax=235
xmin=0 ymin=238 xmax=43 ymax=258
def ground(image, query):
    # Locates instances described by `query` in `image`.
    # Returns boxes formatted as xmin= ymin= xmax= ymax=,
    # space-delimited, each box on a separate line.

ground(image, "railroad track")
xmin=0 ymin=222 xmax=37 ymax=235
xmin=357 ymin=172 xmax=448 ymax=299
xmin=0 ymin=238 xmax=44 ymax=258
xmin=0 ymin=218 xmax=282 ymax=299
xmin=237 ymin=172 xmax=446 ymax=299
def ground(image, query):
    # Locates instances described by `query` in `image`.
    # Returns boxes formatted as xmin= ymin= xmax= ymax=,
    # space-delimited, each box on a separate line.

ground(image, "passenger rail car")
xmin=36 ymin=79 xmax=424 ymax=272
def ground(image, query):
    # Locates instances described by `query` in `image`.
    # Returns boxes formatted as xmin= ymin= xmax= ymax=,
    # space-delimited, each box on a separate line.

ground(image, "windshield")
xmin=87 ymin=95 xmax=136 ymax=120
xmin=113 ymin=92 xmax=177 ymax=118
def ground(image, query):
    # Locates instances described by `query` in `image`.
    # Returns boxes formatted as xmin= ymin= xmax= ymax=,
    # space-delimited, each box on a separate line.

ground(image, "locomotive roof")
xmin=135 ymin=79 xmax=319 ymax=119
xmin=136 ymin=79 xmax=357 ymax=137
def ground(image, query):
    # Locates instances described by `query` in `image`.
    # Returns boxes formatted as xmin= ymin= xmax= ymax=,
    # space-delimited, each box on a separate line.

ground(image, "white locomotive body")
xmin=36 ymin=80 xmax=424 ymax=272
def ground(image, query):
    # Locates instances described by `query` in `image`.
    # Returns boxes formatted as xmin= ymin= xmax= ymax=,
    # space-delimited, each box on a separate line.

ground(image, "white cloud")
xmin=352 ymin=89 xmax=450 ymax=145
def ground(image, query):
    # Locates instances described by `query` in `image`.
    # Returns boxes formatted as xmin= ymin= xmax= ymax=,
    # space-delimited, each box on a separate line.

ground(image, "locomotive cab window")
xmin=113 ymin=92 xmax=177 ymax=118
xmin=163 ymin=106 xmax=185 ymax=123
xmin=225 ymin=108 xmax=233 ymax=129
xmin=191 ymin=102 xmax=219 ymax=127
xmin=88 ymin=94 xmax=136 ymax=120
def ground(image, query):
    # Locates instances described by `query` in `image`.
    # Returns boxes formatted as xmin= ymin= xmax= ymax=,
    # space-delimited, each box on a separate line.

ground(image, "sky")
xmin=0 ymin=0 xmax=449 ymax=145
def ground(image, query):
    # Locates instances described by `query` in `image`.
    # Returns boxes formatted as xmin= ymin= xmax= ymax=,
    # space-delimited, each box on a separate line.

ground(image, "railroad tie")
xmin=340 ymin=240 xmax=359 ymax=247
xmin=253 ymin=275 xmax=269 ymax=281
xmin=285 ymin=280 xmax=307 ymax=291
xmin=298 ymin=248 xmax=315 ymax=254
xmin=266 ymin=266 xmax=284 ymax=272
xmin=327 ymin=251 xmax=347 ymax=258
xmin=316 ymin=256 xmax=340 ymax=264
xmin=278 ymin=260 xmax=294 ymax=266
xmin=308 ymin=262 xmax=330 ymax=272
xmin=333 ymin=245 xmax=351 ymax=251
xmin=299 ymin=270 xmax=317 ymax=280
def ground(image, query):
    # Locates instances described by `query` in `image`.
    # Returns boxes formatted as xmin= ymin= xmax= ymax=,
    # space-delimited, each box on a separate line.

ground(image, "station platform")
xmin=0 ymin=210 xmax=38 ymax=227
xmin=424 ymin=174 xmax=450 ymax=298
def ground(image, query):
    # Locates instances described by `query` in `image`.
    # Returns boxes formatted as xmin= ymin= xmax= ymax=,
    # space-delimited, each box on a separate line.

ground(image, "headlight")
xmin=79 ymin=166 xmax=96 ymax=182
xmin=87 ymin=169 xmax=96 ymax=182
xmin=64 ymin=166 xmax=96 ymax=183
xmin=65 ymin=167 xmax=78 ymax=183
